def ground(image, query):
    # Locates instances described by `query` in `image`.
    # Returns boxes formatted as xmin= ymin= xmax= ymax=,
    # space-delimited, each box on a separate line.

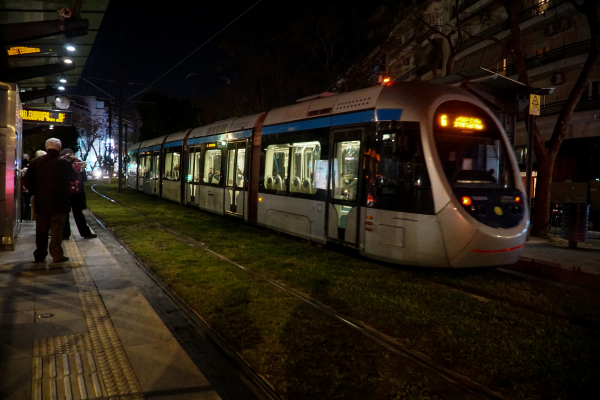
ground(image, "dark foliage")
xmin=197 ymin=0 xmax=408 ymax=121
xmin=136 ymin=92 xmax=198 ymax=141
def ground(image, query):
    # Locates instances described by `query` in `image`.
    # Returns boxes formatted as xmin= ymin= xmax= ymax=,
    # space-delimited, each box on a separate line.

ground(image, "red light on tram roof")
xmin=462 ymin=196 xmax=472 ymax=206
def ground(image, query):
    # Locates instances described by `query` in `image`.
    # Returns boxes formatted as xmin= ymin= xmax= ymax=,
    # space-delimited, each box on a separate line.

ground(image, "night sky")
xmin=76 ymin=1 xmax=325 ymax=101
xmin=75 ymin=0 xmax=393 ymax=104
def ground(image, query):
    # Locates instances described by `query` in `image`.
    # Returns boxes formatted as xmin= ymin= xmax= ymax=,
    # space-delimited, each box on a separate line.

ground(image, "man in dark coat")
xmin=60 ymin=149 xmax=97 ymax=239
xmin=23 ymin=138 xmax=79 ymax=263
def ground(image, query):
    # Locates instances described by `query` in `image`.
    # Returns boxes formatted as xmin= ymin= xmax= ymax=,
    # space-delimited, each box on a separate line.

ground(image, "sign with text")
xmin=7 ymin=46 xmax=41 ymax=55
xmin=21 ymin=108 xmax=72 ymax=126
xmin=529 ymin=94 xmax=541 ymax=116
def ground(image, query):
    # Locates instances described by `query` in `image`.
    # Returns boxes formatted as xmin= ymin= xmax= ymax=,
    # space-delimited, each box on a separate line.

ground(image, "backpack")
xmin=70 ymin=162 xmax=82 ymax=194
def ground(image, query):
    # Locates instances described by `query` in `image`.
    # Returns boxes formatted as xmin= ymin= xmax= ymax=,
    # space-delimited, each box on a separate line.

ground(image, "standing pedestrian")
xmin=60 ymin=149 xmax=97 ymax=240
xmin=29 ymin=150 xmax=47 ymax=219
xmin=23 ymin=138 xmax=78 ymax=263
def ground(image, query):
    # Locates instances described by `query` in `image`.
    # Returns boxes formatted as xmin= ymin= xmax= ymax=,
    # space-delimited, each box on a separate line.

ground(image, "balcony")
xmin=494 ymin=39 xmax=591 ymax=76
xmin=457 ymin=0 xmax=569 ymax=53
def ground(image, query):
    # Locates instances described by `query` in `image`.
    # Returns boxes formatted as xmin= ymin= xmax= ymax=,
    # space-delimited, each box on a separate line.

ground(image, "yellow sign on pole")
xmin=529 ymin=94 xmax=541 ymax=116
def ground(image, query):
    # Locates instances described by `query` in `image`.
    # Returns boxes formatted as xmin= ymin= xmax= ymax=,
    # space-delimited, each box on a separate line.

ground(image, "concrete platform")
xmin=520 ymin=231 xmax=600 ymax=275
xmin=0 ymin=217 xmax=264 ymax=400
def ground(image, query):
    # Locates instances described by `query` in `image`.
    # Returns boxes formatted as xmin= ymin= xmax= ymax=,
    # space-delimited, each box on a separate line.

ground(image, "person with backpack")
xmin=60 ymin=148 xmax=97 ymax=240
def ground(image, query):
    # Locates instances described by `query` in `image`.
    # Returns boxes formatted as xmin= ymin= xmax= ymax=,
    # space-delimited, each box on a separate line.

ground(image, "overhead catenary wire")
xmin=84 ymin=0 xmax=144 ymax=96
xmin=126 ymin=0 xmax=263 ymax=101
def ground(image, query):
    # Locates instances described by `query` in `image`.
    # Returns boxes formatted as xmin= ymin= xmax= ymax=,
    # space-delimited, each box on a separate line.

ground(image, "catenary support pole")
xmin=118 ymin=60 xmax=123 ymax=193
xmin=526 ymin=114 xmax=534 ymax=240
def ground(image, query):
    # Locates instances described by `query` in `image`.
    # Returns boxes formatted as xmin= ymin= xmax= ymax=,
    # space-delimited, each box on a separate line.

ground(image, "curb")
xmin=518 ymin=256 xmax=600 ymax=276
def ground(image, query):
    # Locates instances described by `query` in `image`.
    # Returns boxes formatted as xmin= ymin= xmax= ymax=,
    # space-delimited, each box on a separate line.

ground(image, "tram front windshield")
xmin=434 ymin=101 xmax=515 ymax=190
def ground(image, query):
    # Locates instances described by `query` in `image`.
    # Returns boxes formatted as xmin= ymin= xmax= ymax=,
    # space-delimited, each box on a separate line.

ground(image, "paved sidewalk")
xmin=521 ymin=231 xmax=600 ymax=276
xmin=0 ymin=218 xmax=222 ymax=400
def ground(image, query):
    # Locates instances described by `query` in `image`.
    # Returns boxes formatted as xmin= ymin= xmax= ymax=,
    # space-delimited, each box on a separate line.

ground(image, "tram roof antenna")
xmin=296 ymin=92 xmax=337 ymax=102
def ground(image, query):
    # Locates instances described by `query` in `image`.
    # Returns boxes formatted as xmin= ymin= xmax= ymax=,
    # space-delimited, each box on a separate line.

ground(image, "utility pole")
xmin=107 ymin=101 xmax=112 ymax=184
xmin=118 ymin=60 xmax=123 ymax=193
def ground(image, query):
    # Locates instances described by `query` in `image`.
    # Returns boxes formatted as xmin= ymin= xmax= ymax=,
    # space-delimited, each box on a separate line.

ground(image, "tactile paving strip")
xmin=32 ymin=241 xmax=144 ymax=400
xmin=62 ymin=240 xmax=84 ymax=269
xmin=34 ymin=334 xmax=93 ymax=357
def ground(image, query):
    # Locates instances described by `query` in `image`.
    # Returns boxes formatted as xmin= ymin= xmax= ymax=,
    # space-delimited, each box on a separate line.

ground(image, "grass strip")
xmin=87 ymin=182 xmax=600 ymax=399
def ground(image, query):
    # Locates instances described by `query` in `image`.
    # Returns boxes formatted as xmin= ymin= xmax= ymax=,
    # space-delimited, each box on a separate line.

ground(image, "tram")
xmin=126 ymin=81 xmax=528 ymax=267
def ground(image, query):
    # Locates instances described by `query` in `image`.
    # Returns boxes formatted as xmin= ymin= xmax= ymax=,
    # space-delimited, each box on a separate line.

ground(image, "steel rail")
xmin=90 ymin=184 xmax=508 ymax=400
xmin=88 ymin=185 xmax=283 ymax=400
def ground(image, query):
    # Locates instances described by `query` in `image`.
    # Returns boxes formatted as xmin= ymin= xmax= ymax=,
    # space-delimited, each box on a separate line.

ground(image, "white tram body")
xmin=126 ymin=82 xmax=528 ymax=268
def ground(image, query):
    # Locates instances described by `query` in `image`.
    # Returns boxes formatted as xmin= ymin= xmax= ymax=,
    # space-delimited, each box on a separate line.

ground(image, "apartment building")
xmin=370 ymin=0 xmax=599 ymax=226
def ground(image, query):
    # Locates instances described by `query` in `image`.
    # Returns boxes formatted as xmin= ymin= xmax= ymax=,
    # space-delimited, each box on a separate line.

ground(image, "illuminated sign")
xmin=21 ymin=108 xmax=72 ymax=126
xmin=439 ymin=114 xmax=484 ymax=131
xmin=206 ymin=143 xmax=216 ymax=148
xmin=454 ymin=117 xmax=483 ymax=130
xmin=8 ymin=46 xmax=41 ymax=55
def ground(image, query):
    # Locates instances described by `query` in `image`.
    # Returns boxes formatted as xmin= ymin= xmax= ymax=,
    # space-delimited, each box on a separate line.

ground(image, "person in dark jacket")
xmin=23 ymin=138 xmax=79 ymax=263
xmin=60 ymin=149 xmax=97 ymax=239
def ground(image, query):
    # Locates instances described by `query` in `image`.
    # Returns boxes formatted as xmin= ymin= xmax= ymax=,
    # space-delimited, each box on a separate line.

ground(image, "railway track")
xmin=90 ymin=184 xmax=514 ymax=400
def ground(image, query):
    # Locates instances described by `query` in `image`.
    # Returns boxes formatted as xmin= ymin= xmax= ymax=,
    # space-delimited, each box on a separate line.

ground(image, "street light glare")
xmin=66 ymin=45 xmax=76 ymax=52
xmin=60 ymin=78 xmax=67 ymax=83
xmin=64 ymin=59 xmax=73 ymax=64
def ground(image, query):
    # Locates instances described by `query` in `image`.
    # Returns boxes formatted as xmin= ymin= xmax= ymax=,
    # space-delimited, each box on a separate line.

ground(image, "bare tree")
xmin=433 ymin=0 xmax=599 ymax=237
xmin=498 ymin=0 xmax=600 ymax=236
xmin=73 ymin=113 xmax=108 ymax=170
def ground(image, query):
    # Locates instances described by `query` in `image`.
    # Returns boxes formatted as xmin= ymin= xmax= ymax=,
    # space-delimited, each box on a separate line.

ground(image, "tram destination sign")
xmin=21 ymin=107 xmax=72 ymax=126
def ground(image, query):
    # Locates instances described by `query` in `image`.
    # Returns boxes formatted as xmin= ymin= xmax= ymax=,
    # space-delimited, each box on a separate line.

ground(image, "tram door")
xmin=224 ymin=140 xmax=247 ymax=217
xmin=327 ymin=129 xmax=362 ymax=245
xmin=145 ymin=150 xmax=160 ymax=195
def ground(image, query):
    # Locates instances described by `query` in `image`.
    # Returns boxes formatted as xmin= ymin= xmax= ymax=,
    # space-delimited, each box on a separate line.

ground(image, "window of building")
xmin=536 ymin=46 xmax=550 ymax=57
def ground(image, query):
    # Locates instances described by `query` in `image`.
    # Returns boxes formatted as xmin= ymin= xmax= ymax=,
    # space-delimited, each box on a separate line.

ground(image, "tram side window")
xmin=365 ymin=122 xmax=434 ymax=214
xmin=143 ymin=153 xmax=152 ymax=178
xmin=204 ymin=147 xmax=222 ymax=185
xmin=331 ymin=141 xmax=360 ymax=201
xmin=138 ymin=154 xmax=147 ymax=177
xmin=227 ymin=147 xmax=246 ymax=187
xmin=151 ymin=153 xmax=160 ymax=179
xmin=263 ymin=144 xmax=289 ymax=191
xmin=237 ymin=148 xmax=246 ymax=187
xmin=188 ymin=146 xmax=202 ymax=183
xmin=127 ymin=152 xmax=137 ymax=176
xmin=163 ymin=147 xmax=181 ymax=180
xmin=289 ymin=141 xmax=320 ymax=194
